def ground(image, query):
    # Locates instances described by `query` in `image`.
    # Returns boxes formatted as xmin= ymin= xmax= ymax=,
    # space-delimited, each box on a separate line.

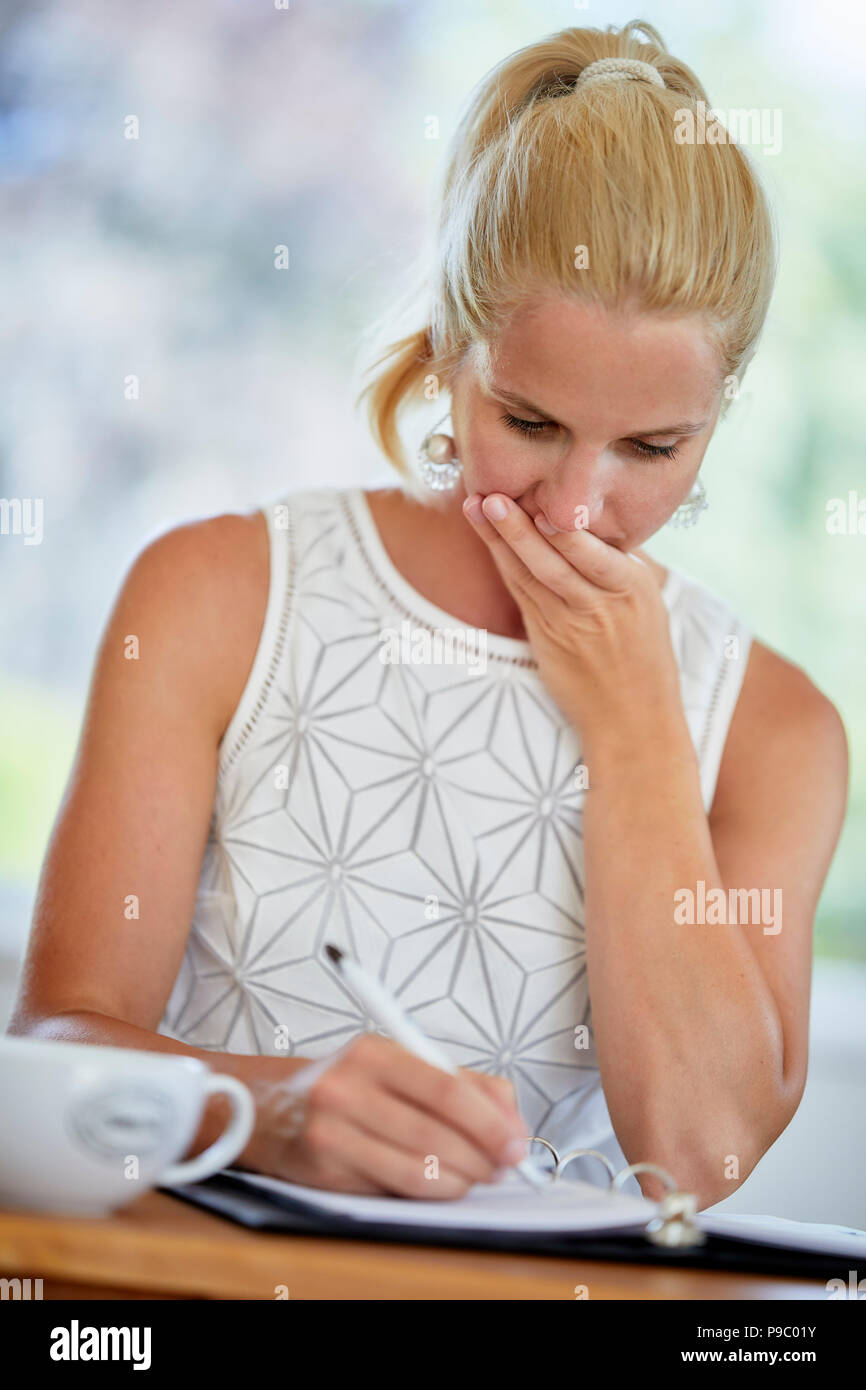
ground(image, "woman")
xmin=10 ymin=20 xmax=848 ymax=1210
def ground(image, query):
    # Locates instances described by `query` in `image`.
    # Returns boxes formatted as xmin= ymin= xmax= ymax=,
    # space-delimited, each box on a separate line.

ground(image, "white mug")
xmin=0 ymin=1036 xmax=255 ymax=1216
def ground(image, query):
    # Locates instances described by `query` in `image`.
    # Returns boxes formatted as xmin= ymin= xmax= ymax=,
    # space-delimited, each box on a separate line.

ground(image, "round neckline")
xmin=345 ymin=487 xmax=681 ymax=666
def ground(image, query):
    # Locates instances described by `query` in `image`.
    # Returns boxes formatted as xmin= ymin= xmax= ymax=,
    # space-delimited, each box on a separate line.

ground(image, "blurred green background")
xmin=0 ymin=0 xmax=863 ymax=967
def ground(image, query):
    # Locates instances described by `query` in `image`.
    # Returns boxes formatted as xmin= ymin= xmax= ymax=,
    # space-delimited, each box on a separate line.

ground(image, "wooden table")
xmin=0 ymin=1191 xmax=831 ymax=1299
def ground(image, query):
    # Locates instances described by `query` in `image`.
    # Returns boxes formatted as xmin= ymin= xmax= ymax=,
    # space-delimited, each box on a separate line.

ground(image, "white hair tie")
xmin=574 ymin=57 xmax=666 ymax=91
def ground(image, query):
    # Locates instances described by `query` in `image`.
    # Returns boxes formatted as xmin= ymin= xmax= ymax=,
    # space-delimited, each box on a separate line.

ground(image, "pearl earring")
xmin=418 ymin=413 xmax=463 ymax=492
xmin=667 ymin=475 xmax=708 ymax=529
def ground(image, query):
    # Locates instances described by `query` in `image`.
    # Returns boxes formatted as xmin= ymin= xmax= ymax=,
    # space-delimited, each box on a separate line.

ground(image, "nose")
xmin=534 ymin=455 xmax=609 ymax=532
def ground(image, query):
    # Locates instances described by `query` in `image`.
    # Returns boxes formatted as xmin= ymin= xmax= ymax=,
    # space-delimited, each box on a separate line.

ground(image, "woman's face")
xmin=448 ymin=297 xmax=724 ymax=549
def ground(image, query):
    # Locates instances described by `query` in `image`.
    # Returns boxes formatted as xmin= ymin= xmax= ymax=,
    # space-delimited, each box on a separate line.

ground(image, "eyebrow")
xmin=491 ymin=383 xmax=708 ymax=438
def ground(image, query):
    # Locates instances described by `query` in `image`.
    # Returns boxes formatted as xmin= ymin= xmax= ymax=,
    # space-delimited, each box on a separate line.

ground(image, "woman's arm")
xmin=462 ymin=494 xmax=849 ymax=1209
xmin=580 ymin=640 xmax=848 ymax=1209
xmin=7 ymin=509 xmax=293 ymax=1162
xmin=8 ymin=513 xmax=528 ymax=1194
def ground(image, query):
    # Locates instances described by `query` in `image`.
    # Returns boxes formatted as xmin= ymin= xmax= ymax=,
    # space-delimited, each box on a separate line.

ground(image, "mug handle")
xmin=159 ymin=1073 xmax=256 ymax=1186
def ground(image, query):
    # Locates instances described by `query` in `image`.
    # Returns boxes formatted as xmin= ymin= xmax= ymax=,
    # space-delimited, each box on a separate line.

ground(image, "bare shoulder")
xmin=710 ymin=638 xmax=849 ymax=839
xmin=117 ymin=508 xmax=270 ymax=742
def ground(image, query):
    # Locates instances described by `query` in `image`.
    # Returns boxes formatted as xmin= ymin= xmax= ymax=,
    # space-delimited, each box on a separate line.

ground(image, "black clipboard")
xmin=161 ymin=1172 xmax=856 ymax=1283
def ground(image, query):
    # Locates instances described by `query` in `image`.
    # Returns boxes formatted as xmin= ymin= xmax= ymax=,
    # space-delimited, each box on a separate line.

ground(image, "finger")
xmin=358 ymin=1035 xmax=527 ymax=1170
xmin=532 ymin=515 xmax=643 ymax=594
xmin=463 ymin=492 xmax=547 ymax=598
xmin=468 ymin=492 xmax=586 ymax=601
xmin=311 ymin=1068 xmax=501 ymax=1186
xmin=467 ymin=1070 xmax=523 ymax=1121
xmin=304 ymin=1109 xmax=485 ymax=1200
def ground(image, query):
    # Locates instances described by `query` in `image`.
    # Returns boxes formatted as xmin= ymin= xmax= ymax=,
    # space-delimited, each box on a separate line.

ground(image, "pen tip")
xmin=325 ymin=943 xmax=343 ymax=966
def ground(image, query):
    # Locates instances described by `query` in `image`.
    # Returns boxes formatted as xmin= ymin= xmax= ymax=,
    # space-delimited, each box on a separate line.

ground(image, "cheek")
xmin=622 ymin=467 xmax=688 ymax=512
xmin=457 ymin=414 xmax=539 ymax=495
xmin=615 ymin=463 xmax=700 ymax=541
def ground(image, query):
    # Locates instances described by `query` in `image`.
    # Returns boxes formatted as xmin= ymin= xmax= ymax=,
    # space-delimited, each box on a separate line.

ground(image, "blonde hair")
xmin=356 ymin=18 xmax=777 ymax=478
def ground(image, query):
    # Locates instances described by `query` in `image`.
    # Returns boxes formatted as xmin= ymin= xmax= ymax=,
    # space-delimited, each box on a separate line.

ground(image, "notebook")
xmin=164 ymin=1149 xmax=866 ymax=1281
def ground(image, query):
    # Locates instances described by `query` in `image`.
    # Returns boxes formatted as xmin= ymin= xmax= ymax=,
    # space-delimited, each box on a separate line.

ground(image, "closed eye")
xmin=499 ymin=413 xmax=680 ymax=461
xmin=629 ymin=438 xmax=680 ymax=460
xmin=500 ymin=413 xmax=549 ymax=437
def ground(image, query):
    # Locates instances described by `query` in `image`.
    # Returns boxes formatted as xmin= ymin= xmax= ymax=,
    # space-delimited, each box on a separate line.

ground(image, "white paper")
xmin=223 ymin=1166 xmax=656 ymax=1234
xmin=697 ymin=1212 xmax=866 ymax=1260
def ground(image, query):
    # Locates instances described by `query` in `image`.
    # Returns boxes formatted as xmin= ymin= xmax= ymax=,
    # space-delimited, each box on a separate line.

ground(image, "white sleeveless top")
xmin=158 ymin=486 xmax=753 ymax=1193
